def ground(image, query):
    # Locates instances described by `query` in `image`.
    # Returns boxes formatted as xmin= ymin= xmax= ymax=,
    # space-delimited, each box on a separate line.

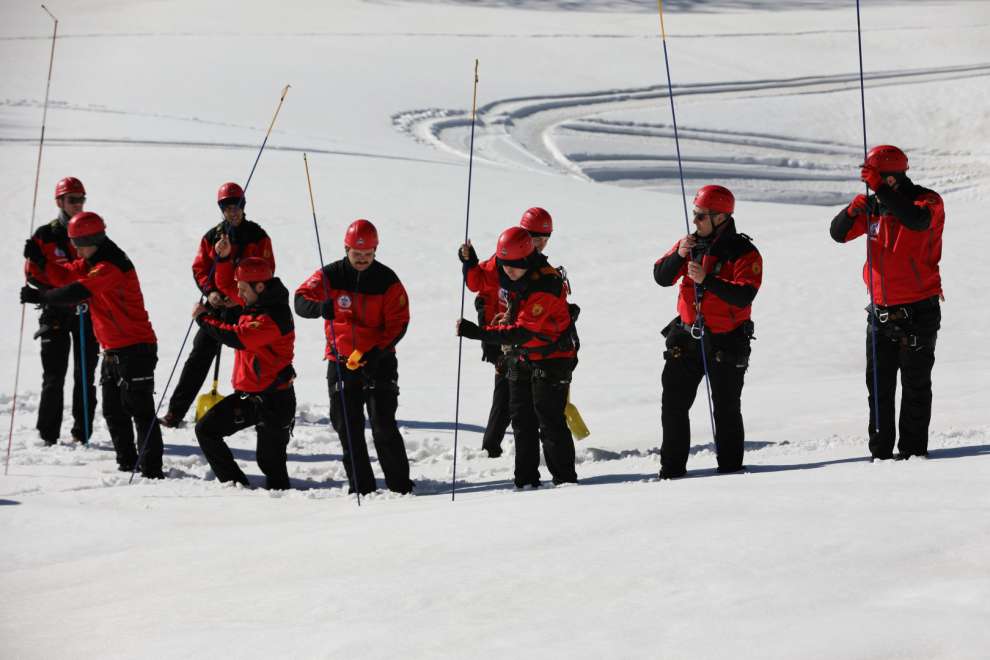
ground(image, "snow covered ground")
xmin=1 ymin=0 xmax=989 ymax=658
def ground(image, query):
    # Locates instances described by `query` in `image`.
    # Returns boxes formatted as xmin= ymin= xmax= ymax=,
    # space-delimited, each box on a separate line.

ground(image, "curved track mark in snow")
xmin=393 ymin=63 xmax=990 ymax=204
xmin=0 ymin=137 xmax=458 ymax=167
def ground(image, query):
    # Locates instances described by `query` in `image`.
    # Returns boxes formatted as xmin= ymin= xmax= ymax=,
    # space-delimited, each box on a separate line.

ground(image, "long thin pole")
xmin=77 ymin=305 xmax=91 ymax=444
xmin=303 ymin=153 xmax=362 ymax=506
xmin=130 ymin=85 xmax=290 ymax=483
xmin=5 ymin=5 xmax=59 ymax=476
xmin=856 ymin=0 xmax=881 ymax=436
xmin=244 ymin=84 xmax=290 ymax=193
xmin=452 ymin=59 xmax=480 ymax=501
xmin=657 ymin=1 xmax=717 ymax=447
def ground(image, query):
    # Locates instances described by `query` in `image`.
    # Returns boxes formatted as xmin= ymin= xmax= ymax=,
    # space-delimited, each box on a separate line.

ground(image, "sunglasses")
xmin=693 ymin=211 xmax=718 ymax=219
xmin=219 ymin=198 xmax=243 ymax=209
xmin=64 ymin=195 xmax=86 ymax=205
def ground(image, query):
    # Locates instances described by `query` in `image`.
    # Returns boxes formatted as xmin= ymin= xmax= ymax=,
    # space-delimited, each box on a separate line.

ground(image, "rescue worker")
xmin=294 ymin=219 xmax=414 ymax=495
xmin=22 ymin=177 xmax=98 ymax=445
xmin=830 ymin=145 xmax=944 ymax=461
xmin=458 ymin=207 xmax=557 ymax=458
xmin=159 ymin=182 xmax=275 ymax=428
xmin=457 ymin=226 xmax=579 ymax=488
xmin=21 ymin=212 xmax=163 ymax=477
xmin=653 ymin=185 xmax=762 ymax=479
xmin=193 ymin=257 xmax=296 ymax=489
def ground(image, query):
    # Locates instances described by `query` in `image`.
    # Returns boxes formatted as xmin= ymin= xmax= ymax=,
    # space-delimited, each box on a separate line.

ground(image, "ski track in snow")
xmin=393 ymin=63 xmax=990 ymax=205
xmin=2 ymin=23 xmax=988 ymax=41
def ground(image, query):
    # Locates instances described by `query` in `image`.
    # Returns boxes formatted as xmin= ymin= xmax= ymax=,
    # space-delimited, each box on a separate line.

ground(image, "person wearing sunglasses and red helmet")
xmin=654 ymin=184 xmax=762 ymax=480
xmin=192 ymin=257 xmax=296 ymax=490
xmin=20 ymin=211 xmax=163 ymax=478
xmin=830 ymin=145 xmax=945 ymax=462
xmin=21 ymin=177 xmax=100 ymax=446
xmin=458 ymin=225 xmax=579 ymax=489
xmin=294 ymin=219 xmax=414 ymax=496
xmin=159 ymin=182 xmax=276 ymax=429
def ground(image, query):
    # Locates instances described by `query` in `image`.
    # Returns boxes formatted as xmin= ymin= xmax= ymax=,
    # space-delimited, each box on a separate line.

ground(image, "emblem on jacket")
xmin=531 ymin=303 xmax=544 ymax=317
xmin=338 ymin=294 xmax=352 ymax=309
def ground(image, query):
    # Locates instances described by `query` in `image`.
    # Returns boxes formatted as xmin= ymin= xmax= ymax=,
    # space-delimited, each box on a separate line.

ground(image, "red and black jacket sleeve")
xmin=654 ymin=241 xmax=686 ymax=287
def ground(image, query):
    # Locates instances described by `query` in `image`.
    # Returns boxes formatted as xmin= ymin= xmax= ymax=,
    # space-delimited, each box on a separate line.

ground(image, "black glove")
xmin=320 ymin=300 xmax=335 ymax=320
xmin=20 ymin=285 xmax=44 ymax=305
xmin=458 ymin=243 xmax=479 ymax=268
xmin=362 ymin=347 xmax=383 ymax=370
xmin=23 ymin=239 xmax=46 ymax=268
xmin=458 ymin=318 xmax=482 ymax=340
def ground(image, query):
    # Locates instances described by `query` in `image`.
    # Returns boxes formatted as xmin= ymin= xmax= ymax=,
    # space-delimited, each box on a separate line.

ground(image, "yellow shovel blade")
xmin=564 ymin=401 xmax=590 ymax=440
xmin=194 ymin=382 xmax=225 ymax=422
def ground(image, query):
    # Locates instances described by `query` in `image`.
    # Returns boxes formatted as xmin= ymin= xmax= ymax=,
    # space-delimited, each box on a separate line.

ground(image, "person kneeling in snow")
xmin=192 ymin=257 xmax=296 ymax=489
xmin=457 ymin=226 xmax=579 ymax=489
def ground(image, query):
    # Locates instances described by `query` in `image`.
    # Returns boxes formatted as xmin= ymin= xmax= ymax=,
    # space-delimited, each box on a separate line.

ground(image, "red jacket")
xmin=294 ymin=259 xmax=410 ymax=361
xmin=472 ymin=256 xmax=576 ymax=362
xmin=465 ymin=254 xmax=507 ymax=324
xmin=192 ymin=219 xmax=275 ymax=302
xmin=831 ymin=181 xmax=944 ymax=306
xmin=197 ymin=279 xmax=295 ymax=393
xmin=654 ymin=221 xmax=762 ymax=334
xmin=44 ymin=239 xmax=157 ymax=350
xmin=24 ymin=217 xmax=80 ymax=291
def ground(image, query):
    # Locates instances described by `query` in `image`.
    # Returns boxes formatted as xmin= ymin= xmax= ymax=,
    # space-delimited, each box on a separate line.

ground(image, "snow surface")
xmin=1 ymin=0 xmax=989 ymax=658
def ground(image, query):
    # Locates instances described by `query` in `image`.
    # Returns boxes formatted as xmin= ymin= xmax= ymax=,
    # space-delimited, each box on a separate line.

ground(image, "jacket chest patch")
xmin=338 ymin=294 xmax=352 ymax=309
xmin=531 ymin=303 xmax=544 ymax=317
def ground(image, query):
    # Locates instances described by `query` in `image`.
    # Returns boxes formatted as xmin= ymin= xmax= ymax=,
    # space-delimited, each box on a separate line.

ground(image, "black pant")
xmin=866 ymin=297 xmax=940 ymax=458
xmin=36 ymin=305 xmax=98 ymax=442
xmin=482 ymin=369 xmax=511 ymax=456
xmin=507 ymin=358 xmax=577 ymax=487
xmin=101 ymin=343 xmax=163 ymax=476
xmin=327 ymin=353 xmax=413 ymax=495
xmin=195 ymin=387 xmax=296 ymax=489
xmin=167 ymin=307 xmax=240 ymax=420
xmin=660 ymin=322 xmax=751 ymax=473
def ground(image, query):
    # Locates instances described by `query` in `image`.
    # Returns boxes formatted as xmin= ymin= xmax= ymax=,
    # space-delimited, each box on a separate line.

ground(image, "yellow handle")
xmin=564 ymin=400 xmax=590 ymax=440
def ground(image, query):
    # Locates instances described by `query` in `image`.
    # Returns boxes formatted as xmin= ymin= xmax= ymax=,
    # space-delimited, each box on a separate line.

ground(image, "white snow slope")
xmin=1 ymin=1 xmax=989 ymax=658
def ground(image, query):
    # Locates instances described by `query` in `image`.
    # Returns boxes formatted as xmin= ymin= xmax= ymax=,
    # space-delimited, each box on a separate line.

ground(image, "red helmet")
xmin=55 ymin=177 xmax=86 ymax=199
xmin=496 ymin=226 xmax=535 ymax=263
xmin=235 ymin=257 xmax=274 ymax=283
xmin=693 ymin=185 xmax=735 ymax=214
xmin=344 ymin=219 xmax=379 ymax=249
xmin=67 ymin=211 xmax=106 ymax=246
xmin=217 ymin=182 xmax=245 ymax=208
xmin=865 ymin=145 xmax=909 ymax=172
xmin=520 ymin=207 xmax=553 ymax=235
